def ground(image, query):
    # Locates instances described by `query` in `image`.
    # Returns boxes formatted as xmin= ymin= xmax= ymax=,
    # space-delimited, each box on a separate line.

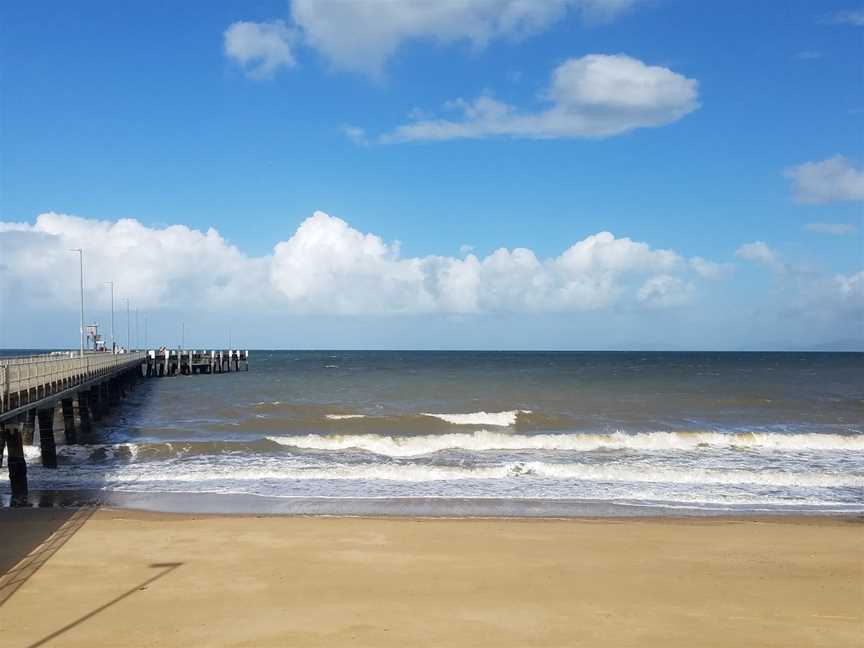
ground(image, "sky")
xmin=1 ymin=0 xmax=862 ymax=350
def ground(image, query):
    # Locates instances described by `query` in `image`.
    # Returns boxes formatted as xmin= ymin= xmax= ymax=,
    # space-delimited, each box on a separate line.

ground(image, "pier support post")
xmin=77 ymin=392 xmax=93 ymax=437
xmin=109 ymin=379 xmax=121 ymax=405
xmin=88 ymin=388 xmax=102 ymax=421
xmin=37 ymin=407 xmax=57 ymax=469
xmin=61 ymin=398 xmax=77 ymax=444
xmin=22 ymin=409 xmax=36 ymax=445
xmin=3 ymin=424 xmax=28 ymax=496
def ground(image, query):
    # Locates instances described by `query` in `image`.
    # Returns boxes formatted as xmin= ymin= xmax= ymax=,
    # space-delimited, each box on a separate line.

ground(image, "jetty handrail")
xmin=1 ymin=352 xmax=147 ymax=410
xmin=1 ymin=352 xmax=80 ymax=365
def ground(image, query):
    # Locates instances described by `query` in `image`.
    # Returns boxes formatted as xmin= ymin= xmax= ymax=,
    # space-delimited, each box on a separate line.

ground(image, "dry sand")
xmin=0 ymin=509 xmax=861 ymax=647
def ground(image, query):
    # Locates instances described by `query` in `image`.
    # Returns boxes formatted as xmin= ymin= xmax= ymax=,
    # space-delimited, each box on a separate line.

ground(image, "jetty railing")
xmin=1 ymin=351 xmax=147 ymax=415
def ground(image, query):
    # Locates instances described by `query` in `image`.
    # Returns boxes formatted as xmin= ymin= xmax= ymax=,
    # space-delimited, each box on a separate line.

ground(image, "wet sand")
xmin=0 ymin=510 xmax=861 ymax=647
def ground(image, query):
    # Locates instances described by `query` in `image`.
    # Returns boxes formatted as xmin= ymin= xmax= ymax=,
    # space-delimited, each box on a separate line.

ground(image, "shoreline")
xmin=3 ymin=488 xmax=862 ymax=518
xmin=1 ymin=508 xmax=861 ymax=647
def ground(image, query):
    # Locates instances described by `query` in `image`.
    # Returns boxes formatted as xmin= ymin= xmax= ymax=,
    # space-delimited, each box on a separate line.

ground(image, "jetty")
xmin=0 ymin=349 xmax=249 ymax=499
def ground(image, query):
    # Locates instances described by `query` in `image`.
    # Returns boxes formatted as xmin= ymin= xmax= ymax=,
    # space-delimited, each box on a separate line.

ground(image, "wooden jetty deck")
xmin=0 ymin=349 xmax=249 ymax=499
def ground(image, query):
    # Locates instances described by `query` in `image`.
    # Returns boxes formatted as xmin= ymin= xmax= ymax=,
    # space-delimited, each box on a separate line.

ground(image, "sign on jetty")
xmin=0 ymin=349 xmax=249 ymax=499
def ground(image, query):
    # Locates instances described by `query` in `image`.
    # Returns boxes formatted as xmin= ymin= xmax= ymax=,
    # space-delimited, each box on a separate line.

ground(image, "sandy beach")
xmin=0 ymin=509 xmax=861 ymax=647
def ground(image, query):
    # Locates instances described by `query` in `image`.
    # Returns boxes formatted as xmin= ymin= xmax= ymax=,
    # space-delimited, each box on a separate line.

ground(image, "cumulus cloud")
xmin=1 ymin=211 xmax=719 ymax=317
xmin=224 ymin=20 xmax=297 ymax=79
xmin=0 ymin=213 xmax=268 ymax=311
xmin=785 ymin=155 xmax=864 ymax=204
xmin=290 ymin=0 xmax=640 ymax=76
xmin=269 ymin=216 xmax=694 ymax=313
xmin=376 ymin=54 xmax=699 ymax=142
xmin=805 ymin=223 xmax=858 ymax=236
xmin=736 ymin=241 xmax=784 ymax=273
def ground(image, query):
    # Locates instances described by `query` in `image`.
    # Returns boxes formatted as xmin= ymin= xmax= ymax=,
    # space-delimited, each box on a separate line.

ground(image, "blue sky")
xmin=1 ymin=1 xmax=862 ymax=350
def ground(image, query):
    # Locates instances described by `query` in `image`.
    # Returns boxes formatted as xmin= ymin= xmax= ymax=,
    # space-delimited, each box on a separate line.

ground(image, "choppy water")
xmin=5 ymin=351 xmax=864 ymax=514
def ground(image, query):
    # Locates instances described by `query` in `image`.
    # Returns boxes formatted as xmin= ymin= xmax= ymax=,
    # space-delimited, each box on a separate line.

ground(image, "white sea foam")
xmin=267 ymin=429 xmax=864 ymax=457
xmin=421 ymin=410 xmax=529 ymax=426
xmin=325 ymin=414 xmax=367 ymax=420
xmin=23 ymin=443 xmax=141 ymax=463
xmin=23 ymin=459 xmax=862 ymax=489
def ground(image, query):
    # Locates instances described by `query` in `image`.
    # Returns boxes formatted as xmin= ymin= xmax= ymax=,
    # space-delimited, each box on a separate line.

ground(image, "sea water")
xmin=3 ymin=351 xmax=862 ymax=514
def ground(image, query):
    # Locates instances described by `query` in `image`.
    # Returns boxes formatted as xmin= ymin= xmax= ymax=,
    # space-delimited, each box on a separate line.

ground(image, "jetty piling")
xmin=0 ymin=349 xmax=249 ymax=498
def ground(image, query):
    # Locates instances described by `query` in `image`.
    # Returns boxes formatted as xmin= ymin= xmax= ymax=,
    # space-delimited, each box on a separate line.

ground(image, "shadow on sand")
xmin=0 ymin=504 xmax=97 ymax=606
xmin=24 ymin=562 xmax=183 ymax=648
xmin=0 ymin=377 xmax=156 ymax=588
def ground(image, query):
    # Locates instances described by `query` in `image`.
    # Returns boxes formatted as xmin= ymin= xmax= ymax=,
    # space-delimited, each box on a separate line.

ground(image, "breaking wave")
xmin=24 ymin=459 xmax=861 ymax=489
xmin=266 ymin=429 xmax=864 ymax=457
xmin=421 ymin=410 xmax=530 ymax=426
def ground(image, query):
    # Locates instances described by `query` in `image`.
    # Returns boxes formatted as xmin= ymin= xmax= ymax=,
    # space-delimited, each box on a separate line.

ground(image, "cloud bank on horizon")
xmin=2 ymin=211 xmax=859 ymax=328
xmin=0 ymin=211 xmax=711 ymax=315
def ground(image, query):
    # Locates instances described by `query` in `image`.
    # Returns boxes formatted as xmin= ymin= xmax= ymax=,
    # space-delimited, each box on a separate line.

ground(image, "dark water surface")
xmin=3 ymin=351 xmax=862 ymax=514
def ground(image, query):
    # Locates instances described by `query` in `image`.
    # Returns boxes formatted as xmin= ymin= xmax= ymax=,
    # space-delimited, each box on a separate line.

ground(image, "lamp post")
xmin=124 ymin=298 xmax=131 ymax=351
xmin=69 ymin=249 xmax=84 ymax=357
xmin=104 ymin=281 xmax=115 ymax=352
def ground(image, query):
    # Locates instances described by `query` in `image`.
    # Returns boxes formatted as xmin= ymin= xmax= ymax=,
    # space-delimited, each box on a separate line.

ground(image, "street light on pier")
xmin=69 ymin=248 xmax=85 ymax=357
xmin=104 ymin=281 xmax=115 ymax=352
xmin=123 ymin=298 xmax=131 ymax=351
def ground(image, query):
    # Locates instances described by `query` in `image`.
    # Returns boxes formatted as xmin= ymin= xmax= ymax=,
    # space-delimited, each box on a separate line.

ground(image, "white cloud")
xmin=0 ymin=213 xmax=268 ymax=311
xmin=1 ymin=211 xmax=719 ymax=317
xmin=269 ymin=217 xmax=691 ymax=314
xmin=785 ymin=155 xmax=864 ymax=204
xmin=689 ymin=256 xmax=733 ymax=280
xmin=792 ymin=270 xmax=864 ymax=324
xmin=376 ymin=54 xmax=698 ymax=142
xmin=805 ymin=223 xmax=858 ymax=236
xmin=637 ymin=275 xmax=695 ymax=308
xmin=736 ymin=241 xmax=784 ymax=273
xmin=730 ymin=239 xmax=863 ymax=326
xmin=827 ymin=10 xmax=864 ymax=26
xmin=290 ymin=0 xmax=640 ymax=77
xmin=224 ymin=20 xmax=297 ymax=79
xmin=341 ymin=125 xmax=369 ymax=146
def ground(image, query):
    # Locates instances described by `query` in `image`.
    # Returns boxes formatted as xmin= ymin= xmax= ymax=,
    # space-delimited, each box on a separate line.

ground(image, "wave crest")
xmin=24 ymin=459 xmax=861 ymax=489
xmin=421 ymin=410 xmax=530 ymax=426
xmin=267 ymin=429 xmax=864 ymax=457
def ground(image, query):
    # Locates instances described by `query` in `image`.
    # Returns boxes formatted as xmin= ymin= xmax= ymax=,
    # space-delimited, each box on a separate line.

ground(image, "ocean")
xmin=4 ymin=351 xmax=863 ymax=515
